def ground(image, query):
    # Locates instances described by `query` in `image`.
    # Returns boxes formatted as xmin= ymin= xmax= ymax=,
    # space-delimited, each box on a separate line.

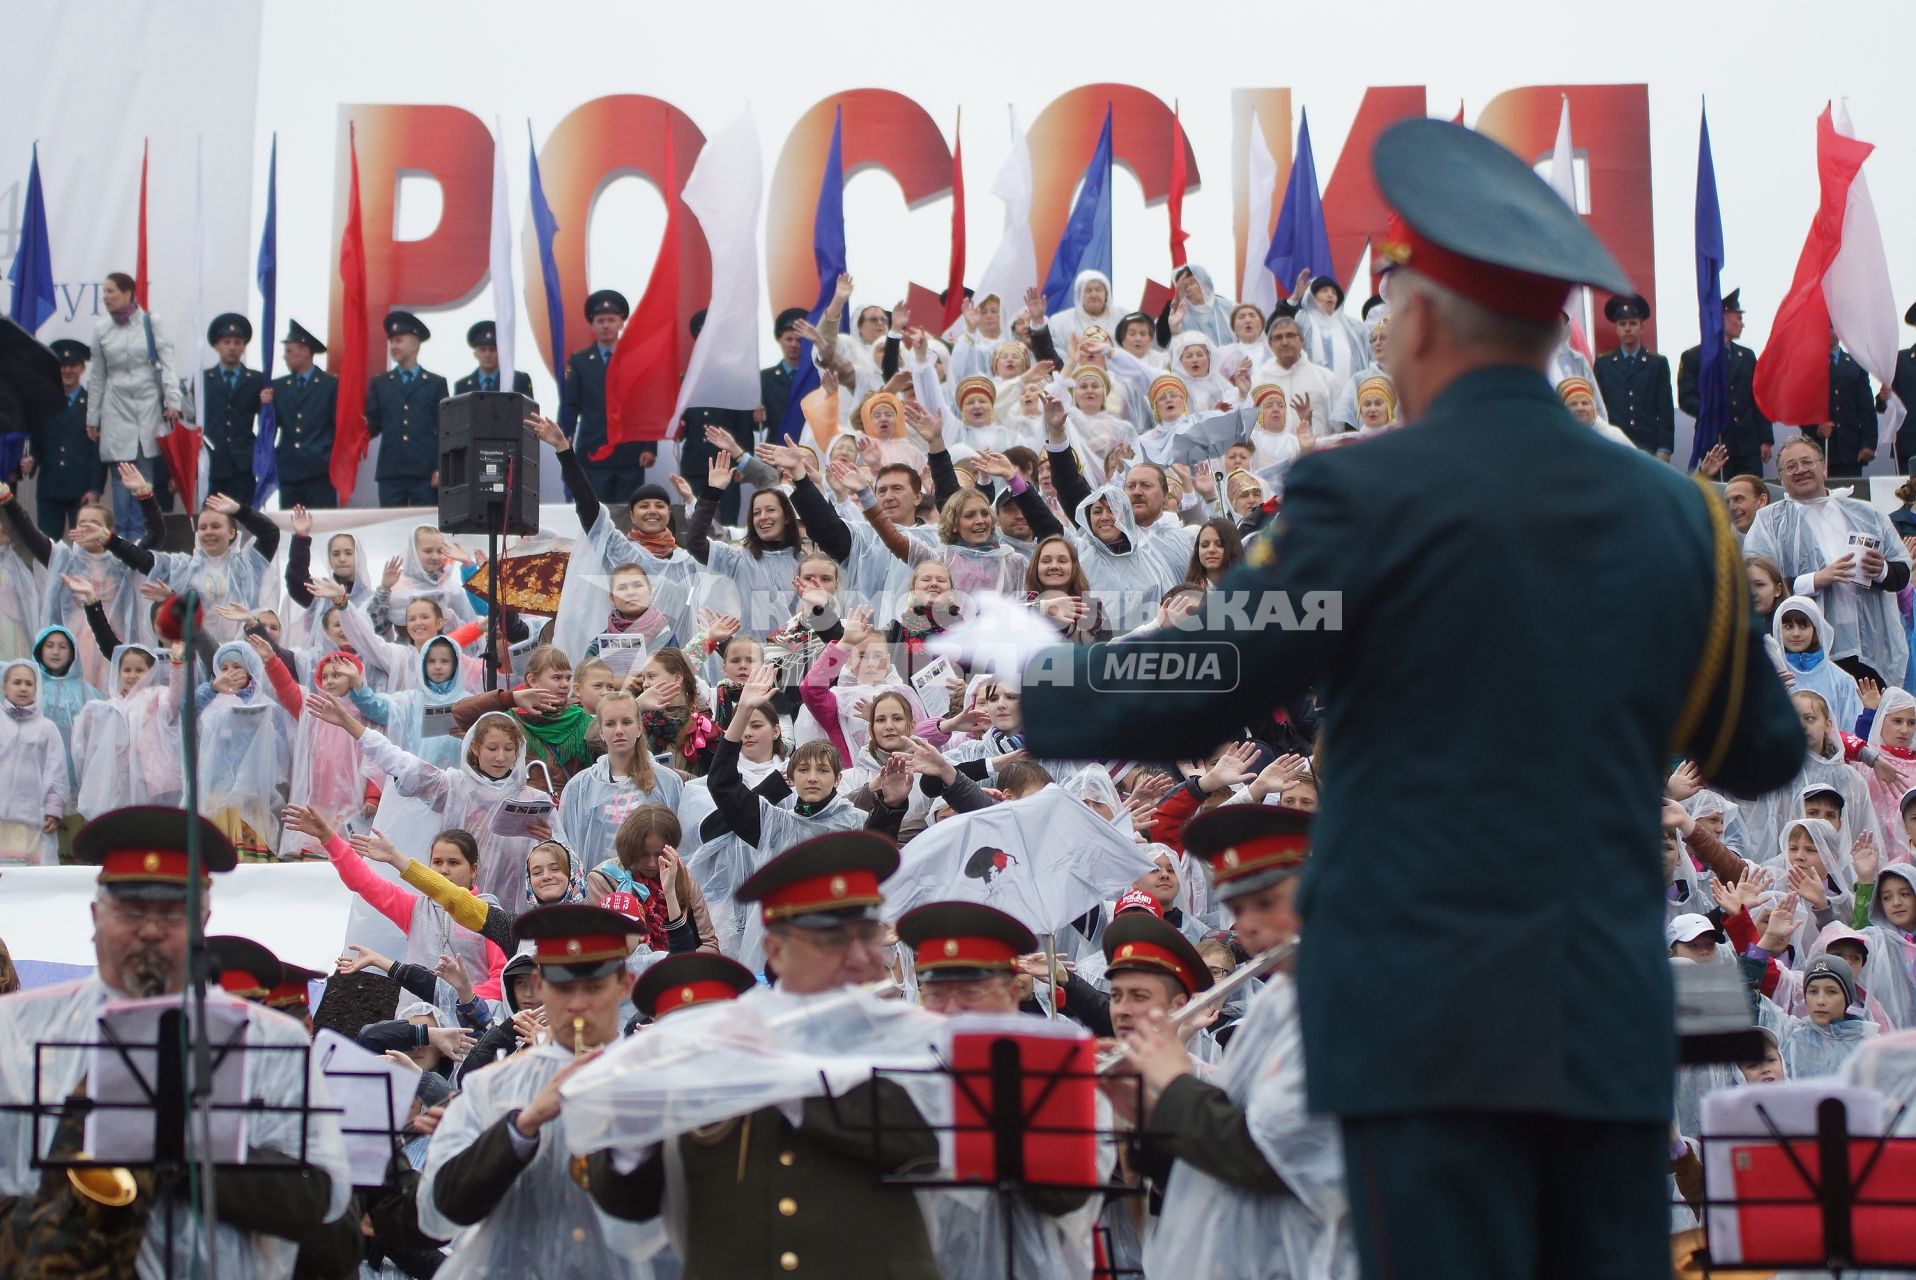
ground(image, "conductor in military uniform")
xmin=986 ymin=120 xmax=1805 ymax=1279
xmin=586 ymin=832 xmax=943 ymax=1278
xmin=563 ymin=290 xmax=655 ymax=505
xmin=1592 ymin=293 xmax=1674 ymax=459
xmin=1680 ymin=288 xmax=1772 ymax=478
xmin=202 ymin=312 xmax=265 ymax=505
xmin=23 ymin=340 xmax=104 ymax=535
xmin=365 ymin=311 xmax=449 ymax=507
xmin=454 ymin=320 xmax=534 ymax=398
xmin=272 ymin=320 xmax=338 ymax=509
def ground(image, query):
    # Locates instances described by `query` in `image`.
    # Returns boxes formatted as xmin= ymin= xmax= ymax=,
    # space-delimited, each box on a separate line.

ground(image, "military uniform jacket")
xmin=588 ymin=1080 xmax=941 ymax=1279
xmin=1678 ymin=341 xmax=1770 ymax=460
xmin=562 ymin=346 xmax=646 ymax=462
xmin=453 ymin=369 xmax=535 ymax=398
xmin=1023 ymin=366 xmax=1803 ymax=1123
xmin=29 ymin=389 xmax=104 ymax=502
xmin=1891 ymin=346 xmax=1916 ymax=463
xmin=272 ymin=369 xmax=339 ymax=483
xmin=1593 ymin=346 xmax=1674 ymax=454
xmin=1824 ymin=349 xmax=1876 ymax=472
xmin=761 ymin=362 xmax=797 ymax=434
xmin=364 ymin=366 xmax=449 ymax=481
xmin=200 ymin=364 xmax=264 ymax=465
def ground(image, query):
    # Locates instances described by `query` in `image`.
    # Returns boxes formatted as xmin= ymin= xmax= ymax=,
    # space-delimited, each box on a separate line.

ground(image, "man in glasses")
xmin=1746 ymin=436 xmax=1911 ymax=684
xmin=0 ymin=806 xmax=350 ymax=1277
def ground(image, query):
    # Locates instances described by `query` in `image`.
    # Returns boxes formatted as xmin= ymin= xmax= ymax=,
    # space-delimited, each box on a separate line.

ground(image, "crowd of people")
xmin=1 ymin=219 xmax=1916 ymax=1279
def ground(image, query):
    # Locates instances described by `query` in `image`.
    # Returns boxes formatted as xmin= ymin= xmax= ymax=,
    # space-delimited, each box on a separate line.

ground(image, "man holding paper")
xmin=0 ymin=806 xmax=350 ymax=1278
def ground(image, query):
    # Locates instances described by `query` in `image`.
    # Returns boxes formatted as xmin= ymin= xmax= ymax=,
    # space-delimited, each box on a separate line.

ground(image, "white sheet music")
xmin=313 ymin=1029 xmax=414 ymax=1185
xmin=85 ymin=995 xmax=252 ymax=1165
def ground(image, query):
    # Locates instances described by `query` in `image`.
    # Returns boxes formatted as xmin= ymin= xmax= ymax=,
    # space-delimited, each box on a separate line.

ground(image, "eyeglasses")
xmin=1780 ymin=461 xmax=1822 ymax=476
xmin=795 ymin=920 xmax=890 ymax=952
xmin=108 ymin=900 xmax=190 ymax=930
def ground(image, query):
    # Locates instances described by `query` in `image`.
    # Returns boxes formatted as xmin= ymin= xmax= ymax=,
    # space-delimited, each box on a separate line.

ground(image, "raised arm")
xmin=0 ymin=486 xmax=53 ymax=565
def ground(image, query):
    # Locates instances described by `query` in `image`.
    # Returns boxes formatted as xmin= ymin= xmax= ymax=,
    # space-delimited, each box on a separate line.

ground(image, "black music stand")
xmin=24 ymin=1011 xmax=346 ymax=1280
xmin=1691 ymin=1096 xmax=1916 ymax=1276
xmin=822 ymin=1032 xmax=1143 ymax=1280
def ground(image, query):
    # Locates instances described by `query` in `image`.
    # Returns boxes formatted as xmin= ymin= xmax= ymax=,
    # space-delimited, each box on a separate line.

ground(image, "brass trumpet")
xmin=568 ymin=1017 xmax=592 ymax=1191
xmin=66 ymin=1158 xmax=138 ymax=1208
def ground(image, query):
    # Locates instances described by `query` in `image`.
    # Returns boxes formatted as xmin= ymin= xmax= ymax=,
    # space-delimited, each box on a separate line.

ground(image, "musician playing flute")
xmin=1105 ymin=804 xmax=1357 ymax=1279
xmin=0 ymin=807 xmax=350 ymax=1278
xmin=584 ymin=832 xmax=944 ymax=1279
xmin=417 ymin=903 xmax=654 ymax=1278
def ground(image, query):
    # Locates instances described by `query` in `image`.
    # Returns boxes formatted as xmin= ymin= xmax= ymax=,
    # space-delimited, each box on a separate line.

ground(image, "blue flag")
xmin=1041 ymin=107 xmax=1113 ymax=315
xmin=1690 ymin=106 xmax=1729 ymax=470
xmin=778 ymin=106 xmax=848 ymax=444
xmin=7 ymin=143 xmax=55 ymax=333
xmin=1265 ymin=109 xmax=1335 ymax=293
xmin=251 ymin=135 xmax=280 ymax=505
xmin=528 ymin=123 xmax=567 ymax=427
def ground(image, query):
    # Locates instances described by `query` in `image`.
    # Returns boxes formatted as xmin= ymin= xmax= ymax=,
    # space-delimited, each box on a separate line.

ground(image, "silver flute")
xmin=1095 ymin=938 xmax=1297 ymax=1073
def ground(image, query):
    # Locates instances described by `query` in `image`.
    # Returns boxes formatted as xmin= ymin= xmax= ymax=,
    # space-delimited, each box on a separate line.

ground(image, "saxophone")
xmin=0 ymin=1082 xmax=156 ymax=1277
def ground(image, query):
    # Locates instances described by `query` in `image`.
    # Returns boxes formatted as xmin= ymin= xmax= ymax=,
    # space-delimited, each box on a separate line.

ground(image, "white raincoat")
xmin=45 ymin=538 xmax=149 ymax=687
xmin=194 ymin=640 xmax=294 ymax=852
xmin=0 ymin=535 xmax=46 ymax=663
xmin=1761 ymin=817 xmax=1857 ymax=966
xmin=143 ymin=536 xmax=275 ymax=645
xmin=1046 ymin=269 xmax=1121 ymax=352
xmin=1067 ymin=485 xmax=1180 ymax=630
xmin=556 ymin=756 xmax=686 ymax=874
xmin=358 ymin=710 xmax=545 ymax=909
xmin=688 ymin=787 xmax=865 ymax=972
xmin=417 ymin=1043 xmax=664 ymax=1279
xmin=278 ymin=652 xmax=375 ymax=860
xmin=288 ymin=530 xmax=371 ymax=647
xmin=1863 ymin=686 xmax=1916 ymax=860
xmin=1170 ymin=264 xmax=1237 ymax=347
xmin=68 ymin=643 xmax=166 ymax=818
xmin=1859 ymin=865 xmax=1916 ymax=1030
xmin=0 ymin=659 xmax=68 ymax=862
xmin=351 ymin=634 xmax=486 ymax=770
xmin=385 ymin=525 xmax=479 ymax=630
xmin=1144 ymin=973 xmax=1357 ymax=1279
xmin=1774 ymin=595 xmax=1864 ymax=737
xmin=552 ymin=508 xmax=704 ymax=664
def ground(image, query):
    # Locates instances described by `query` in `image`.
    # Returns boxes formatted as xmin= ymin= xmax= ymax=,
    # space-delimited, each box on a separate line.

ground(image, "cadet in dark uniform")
xmin=1806 ymin=330 xmax=1879 ymax=477
xmin=365 ymin=311 xmax=449 ymax=507
xmin=23 ymin=340 xmax=104 ymax=535
xmin=562 ymin=290 xmax=653 ymax=505
xmin=272 ymin=320 xmax=339 ymax=509
xmin=201 ymin=312 xmax=264 ymax=504
xmin=1680 ymin=288 xmax=1772 ymax=478
xmin=453 ymin=320 xmax=534 ymax=397
xmin=679 ymin=308 xmax=756 ymax=524
xmin=761 ymin=306 xmax=807 ymax=442
xmin=1883 ymin=302 xmax=1916 ymax=474
xmin=1592 ymin=293 xmax=1674 ymax=458
xmin=999 ymin=120 xmax=1805 ymax=1279
xmin=587 ymin=832 xmax=943 ymax=1279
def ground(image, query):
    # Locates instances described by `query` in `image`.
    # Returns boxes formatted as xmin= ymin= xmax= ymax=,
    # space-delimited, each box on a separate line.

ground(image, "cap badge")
xmin=565 ymin=939 xmax=582 ymax=956
xmin=143 ymin=853 xmax=161 ymax=873
xmin=1119 ymin=944 xmax=1135 ymax=958
xmin=680 ymin=987 xmax=695 ymax=1005
xmin=1223 ymin=849 xmax=1240 ymax=868
xmin=943 ymin=940 xmax=960 ymax=957
xmin=829 ymin=876 xmax=847 ymax=899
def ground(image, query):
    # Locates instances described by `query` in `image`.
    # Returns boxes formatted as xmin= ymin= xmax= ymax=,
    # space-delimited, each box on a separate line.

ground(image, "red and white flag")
xmin=1755 ymin=104 xmax=1904 ymax=444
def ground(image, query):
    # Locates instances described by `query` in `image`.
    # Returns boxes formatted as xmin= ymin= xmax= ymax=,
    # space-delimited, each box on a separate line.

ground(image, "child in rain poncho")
xmin=379 ymin=525 xmax=479 ymax=634
xmin=1851 ymin=685 xmax=1916 ymax=860
xmin=691 ymin=665 xmax=863 ymax=972
xmin=1852 ymin=859 xmax=1916 ymax=1030
xmin=677 ymin=701 xmax=786 ymax=947
xmin=282 ymin=514 xmax=371 ymax=647
xmin=0 ymin=660 xmax=69 ymax=863
xmin=1760 ymin=818 xmax=1856 ymax=965
xmin=556 ymin=691 xmax=684 ymax=874
xmin=1742 ymin=689 xmax=1882 ymax=867
xmin=347 ymin=635 xmax=485 ymax=771
xmin=104 ymin=494 xmax=279 ymax=645
xmin=1762 ymin=953 xmax=1879 ymax=1077
xmin=68 ymin=643 xmax=165 ymax=818
xmin=1 ymin=485 xmax=155 ymax=688
xmin=310 ymin=698 xmax=547 ymax=911
xmin=29 ymin=624 xmax=100 ymax=791
xmin=281 ymin=807 xmax=507 ymax=1004
xmin=257 ymin=644 xmax=373 ymax=860
xmin=334 ymin=582 xmax=483 ymax=696
xmin=185 ymin=639 xmax=294 ymax=859
xmin=797 ymin=606 xmax=931 ymax=764
xmin=582 ymin=803 xmax=719 ymax=954
xmin=1774 ymin=595 xmax=1863 ymax=737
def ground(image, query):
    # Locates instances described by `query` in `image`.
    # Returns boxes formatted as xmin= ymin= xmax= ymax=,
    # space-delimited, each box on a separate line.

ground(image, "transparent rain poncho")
xmin=689 ymin=789 xmax=866 ymax=973
xmin=68 ymin=643 xmax=166 ymax=818
xmin=1858 ymin=865 xmax=1916 ymax=1030
xmin=45 ymin=537 xmax=150 ymax=687
xmin=416 ymin=1043 xmax=665 ymax=1279
xmin=385 ymin=524 xmax=478 ymax=630
xmin=0 ymin=658 xmax=68 ymax=862
xmin=194 ymin=640 xmax=294 ymax=852
xmin=552 ymin=507 xmax=703 ymax=665
xmin=1143 ymin=973 xmax=1357 ymax=1280
xmin=143 ymin=526 xmax=275 ymax=645
xmin=1067 ymin=484 xmax=1180 ymax=631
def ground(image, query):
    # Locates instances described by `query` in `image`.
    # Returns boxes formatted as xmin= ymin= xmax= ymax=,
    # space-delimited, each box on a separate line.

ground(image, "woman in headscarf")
xmin=1166 ymin=264 xmax=1237 ymax=347
xmin=1558 ymin=376 xmax=1634 ymax=446
xmin=1047 ymin=270 xmax=1121 ymax=351
xmin=1287 ymin=271 xmax=1368 ymax=384
xmin=1352 ymin=374 xmax=1399 ymax=436
xmin=1773 ymin=594 xmax=1863 ymax=736
xmin=1062 ymin=366 xmax=1137 ymax=485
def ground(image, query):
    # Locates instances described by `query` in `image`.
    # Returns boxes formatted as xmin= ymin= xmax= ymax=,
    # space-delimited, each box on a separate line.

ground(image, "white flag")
xmin=973 ymin=107 xmax=1037 ymax=319
xmin=671 ymin=107 xmax=764 ymax=421
xmin=1547 ymin=96 xmax=1594 ymax=365
xmin=882 ymin=787 xmax=1159 ymax=935
xmin=489 ymin=115 xmax=517 ymax=395
xmin=1240 ymin=113 xmax=1280 ymax=313
xmin=1825 ymin=103 xmax=1904 ymax=448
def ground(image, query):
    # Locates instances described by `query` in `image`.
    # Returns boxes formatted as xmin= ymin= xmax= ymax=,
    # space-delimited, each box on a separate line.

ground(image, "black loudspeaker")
xmin=438 ymin=391 xmax=540 ymax=535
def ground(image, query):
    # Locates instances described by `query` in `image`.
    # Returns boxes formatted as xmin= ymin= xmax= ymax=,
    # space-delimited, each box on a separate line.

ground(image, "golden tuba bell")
xmin=66 ymin=1158 xmax=138 ymax=1208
